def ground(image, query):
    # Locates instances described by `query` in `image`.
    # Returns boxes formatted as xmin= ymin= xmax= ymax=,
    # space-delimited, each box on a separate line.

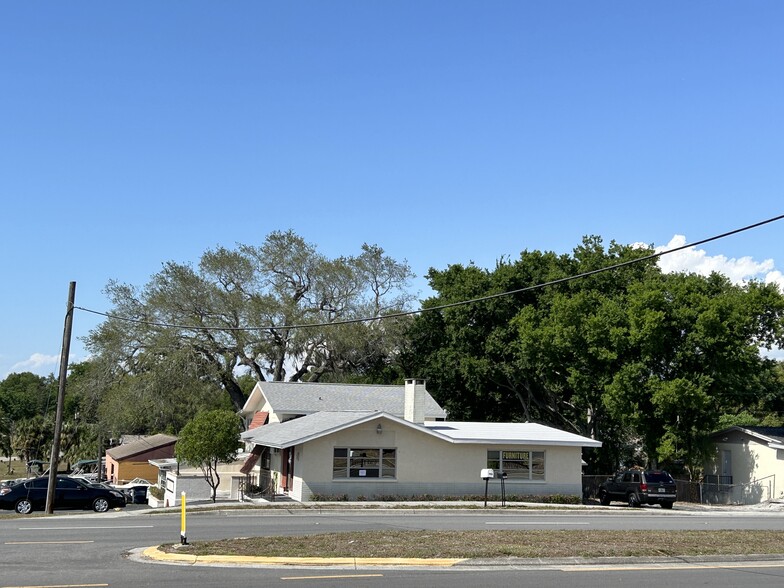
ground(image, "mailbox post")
xmin=498 ymin=470 xmax=508 ymax=507
xmin=480 ymin=468 xmax=494 ymax=507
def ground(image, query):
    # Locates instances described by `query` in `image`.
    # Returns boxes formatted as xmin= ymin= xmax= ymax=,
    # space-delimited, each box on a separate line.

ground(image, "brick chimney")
xmin=404 ymin=378 xmax=426 ymax=424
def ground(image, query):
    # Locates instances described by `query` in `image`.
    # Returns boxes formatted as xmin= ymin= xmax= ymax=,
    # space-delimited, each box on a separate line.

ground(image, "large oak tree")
xmin=85 ymin=231 xmax=415 ymax=411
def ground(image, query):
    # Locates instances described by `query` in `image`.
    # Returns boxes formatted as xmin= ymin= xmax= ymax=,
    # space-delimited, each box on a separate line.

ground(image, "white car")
xmin=112 ymin=478 xmax=154 ymax=503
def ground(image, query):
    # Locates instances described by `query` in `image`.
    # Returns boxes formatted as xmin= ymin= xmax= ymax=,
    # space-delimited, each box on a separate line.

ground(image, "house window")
xmin=487 ymin=450 xmax=545 ymax=480
xmin=333 ymin=448 xmax=396 ymax=479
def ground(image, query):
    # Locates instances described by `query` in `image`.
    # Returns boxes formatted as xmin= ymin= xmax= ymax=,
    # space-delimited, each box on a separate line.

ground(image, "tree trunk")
xmin=223 ymin=377 xmax=247 ymax=411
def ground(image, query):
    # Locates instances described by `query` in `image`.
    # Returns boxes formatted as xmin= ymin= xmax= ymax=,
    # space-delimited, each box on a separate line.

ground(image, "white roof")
xmin=423 ymin=421 xmax=602 ymax=447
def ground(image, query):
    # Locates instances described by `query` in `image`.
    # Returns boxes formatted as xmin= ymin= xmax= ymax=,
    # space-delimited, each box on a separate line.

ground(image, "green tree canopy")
xmin=404 ymin=236 xmax=784 ymax=475
xmin=85 ymin=231 xmax=415 ymax=410
xmin=175 ymin=409 xmax=242 ymax=502
xmin=0 ymin=372 xmax=57 ymax=422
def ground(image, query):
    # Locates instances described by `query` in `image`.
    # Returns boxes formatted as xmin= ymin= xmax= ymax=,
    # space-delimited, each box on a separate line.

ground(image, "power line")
xmin=74 ymin=213 xmax=784 ymax=332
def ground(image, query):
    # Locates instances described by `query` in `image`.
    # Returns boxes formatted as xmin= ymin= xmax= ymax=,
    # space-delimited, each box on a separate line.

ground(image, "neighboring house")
xmin=240 ymin=378 xmax=601 ymax=502
xmin=148 ymin=458 xmax=250 ymax=506
xmin=704 ymin=426 xmax=784 ymax=503
xmin=105 ymin=434 xmax=177 ymax=485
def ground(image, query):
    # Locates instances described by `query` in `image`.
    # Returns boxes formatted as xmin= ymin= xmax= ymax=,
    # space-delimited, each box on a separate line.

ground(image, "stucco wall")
xmin=284 ymin=417 xmax=585 ymax=502
xmin=707 ymin=433 xmax=782 ymax=498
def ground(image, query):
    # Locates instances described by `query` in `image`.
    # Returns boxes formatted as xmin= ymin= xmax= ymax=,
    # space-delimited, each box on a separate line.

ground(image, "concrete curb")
xmin=138 ymin=545 xmax=784 ymax=570
xmin=459 ymin=553 xmax=784 ymax=567
xmin=140 ymin=546 xmax=466 ymax=567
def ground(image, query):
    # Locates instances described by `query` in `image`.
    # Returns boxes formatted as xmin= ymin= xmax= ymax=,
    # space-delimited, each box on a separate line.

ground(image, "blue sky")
xmin=2 ymin=1 xmax=783 ymax=378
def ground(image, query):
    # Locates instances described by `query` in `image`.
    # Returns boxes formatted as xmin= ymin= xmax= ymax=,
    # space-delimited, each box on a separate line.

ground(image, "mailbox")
xmin=480 ymin=468 xmax=495 ymax=480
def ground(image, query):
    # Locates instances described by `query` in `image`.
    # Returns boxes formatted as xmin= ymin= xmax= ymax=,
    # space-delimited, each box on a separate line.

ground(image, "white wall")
xmin=708 ymin=434 xmax=783 ymax=499
xmin=283 ymin=417 xmax=585 ymax=501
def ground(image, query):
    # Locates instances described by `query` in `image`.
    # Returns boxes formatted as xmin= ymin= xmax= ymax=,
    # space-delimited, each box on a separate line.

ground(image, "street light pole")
xmin=45 ymin=281 xmax=75 ymax=514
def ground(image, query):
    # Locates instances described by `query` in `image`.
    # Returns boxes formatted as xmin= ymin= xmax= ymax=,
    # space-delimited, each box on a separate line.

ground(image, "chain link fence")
xmin=583 ymin=474 xmax=776 ymax=505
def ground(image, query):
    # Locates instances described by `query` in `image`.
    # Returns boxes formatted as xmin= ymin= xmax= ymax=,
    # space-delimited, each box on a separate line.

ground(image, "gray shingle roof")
xmin=241 ymin=411 xmax=380 ymax=448
xmin=255 ymin=381 xmax=446 ymax=419
xmin=241 ymin=411 xmax=601 ymax=449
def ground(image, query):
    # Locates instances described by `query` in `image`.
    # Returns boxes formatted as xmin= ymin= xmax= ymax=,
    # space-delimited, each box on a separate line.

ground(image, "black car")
xmin=0 ymin=475 xmax=127 ymax=514
xmin=598 ymin=469 xmax=677 ymax=508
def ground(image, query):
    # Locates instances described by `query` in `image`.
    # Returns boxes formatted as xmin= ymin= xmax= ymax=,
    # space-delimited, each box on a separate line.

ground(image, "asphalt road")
xmin=1 ymin=504 xmax=784 ymax=587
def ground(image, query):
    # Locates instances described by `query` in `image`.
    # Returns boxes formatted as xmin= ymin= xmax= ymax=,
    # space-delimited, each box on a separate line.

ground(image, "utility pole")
xmin=45 ymin=282 xmax=76 ymax=514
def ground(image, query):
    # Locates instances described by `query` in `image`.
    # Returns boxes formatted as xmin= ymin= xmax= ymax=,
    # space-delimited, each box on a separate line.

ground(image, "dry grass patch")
xmin=164 ymin=530 xmax=784 ymax=559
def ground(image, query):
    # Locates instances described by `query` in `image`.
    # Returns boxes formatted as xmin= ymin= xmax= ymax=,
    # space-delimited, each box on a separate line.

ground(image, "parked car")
xmin=112 ymin=478 xmax=153 ymax=504
xmin=598 ymin=469 xmax=677 ymax=508
xmin=0 ymin=475 xmax=127 ymax=514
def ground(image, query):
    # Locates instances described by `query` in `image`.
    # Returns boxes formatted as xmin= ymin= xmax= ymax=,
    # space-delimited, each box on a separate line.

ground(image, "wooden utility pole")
xmin=45 ymin=281 xmax=76 ymax=514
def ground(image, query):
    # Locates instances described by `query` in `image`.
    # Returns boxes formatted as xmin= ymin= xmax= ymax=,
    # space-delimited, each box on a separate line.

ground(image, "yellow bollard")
xmin=180 ymin=491 xmax=187 ymax=545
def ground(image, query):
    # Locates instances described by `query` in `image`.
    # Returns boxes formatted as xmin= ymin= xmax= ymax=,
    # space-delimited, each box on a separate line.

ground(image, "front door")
xmin=281 ymin=447 xmax=295 ymax=492
xmin=721 ymin=449 xmax=732 ymax=483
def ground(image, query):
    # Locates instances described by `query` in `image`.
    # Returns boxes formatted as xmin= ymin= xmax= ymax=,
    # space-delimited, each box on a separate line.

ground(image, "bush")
xmin=149 ymin=485 xmax=164 ymax=500
xmin=309 ymin=492 xmax=581 ymax=504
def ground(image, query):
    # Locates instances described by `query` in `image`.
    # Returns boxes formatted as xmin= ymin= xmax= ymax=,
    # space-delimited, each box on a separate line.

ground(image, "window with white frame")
xmin=487 ymin=450 xmax=545 ymax=480
xmin=333 ymin=448 xmax=396 ymax=479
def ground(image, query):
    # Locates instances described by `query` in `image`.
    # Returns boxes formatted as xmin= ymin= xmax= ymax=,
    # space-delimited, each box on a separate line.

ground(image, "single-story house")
xmin=240 ymin=378 xmax=601 ymax=502
xmin=704 ymin=426 xmax=784 ymax=503
xmin=105 ymin=434 xmax=177 ymax=485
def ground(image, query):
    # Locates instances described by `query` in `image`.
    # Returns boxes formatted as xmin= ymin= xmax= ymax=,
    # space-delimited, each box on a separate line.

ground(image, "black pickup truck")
xmin=598 ymin=469 xmax=677 ymax=509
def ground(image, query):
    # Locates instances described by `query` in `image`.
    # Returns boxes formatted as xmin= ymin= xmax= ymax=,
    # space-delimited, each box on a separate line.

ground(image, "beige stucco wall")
xmin=280 ymin=416 xmax=585 ymax=502
xmin=706 ymin=433 xmax=783 ymax=499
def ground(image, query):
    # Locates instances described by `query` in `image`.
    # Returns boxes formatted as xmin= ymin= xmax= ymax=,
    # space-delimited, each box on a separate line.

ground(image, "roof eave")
xmin=447 ymin=438 xmax=602 ymax=447
xmin=244 ymin=412 xmax=453 ymax=448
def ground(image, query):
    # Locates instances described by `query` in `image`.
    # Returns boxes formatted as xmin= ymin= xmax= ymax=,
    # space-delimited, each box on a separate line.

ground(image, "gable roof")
xmin=710 ymin=426 xmax=784 ymax=450
xmin=241 ymin=381 xmax=447 ymax=420
xmin=744 ymin=427 xmax=784 ymax=444
xmin=240 ymin=411 xmax=601 ymax=450
xmin=106 ymin=434 xmax=178 ymax=461
xmin=241 ymin=411 xmax=383 ymax=448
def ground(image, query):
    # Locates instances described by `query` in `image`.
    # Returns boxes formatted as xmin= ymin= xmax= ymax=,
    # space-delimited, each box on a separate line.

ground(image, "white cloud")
xmin=655 ymin=235 xmax=783 ymax=361
xmin=656 ymin=235 xmax=782 ymax=288
xmin=8 ymin=353 xmax=60 ymax=377
xmin=765 ymin=270 xmax=784 ymax=290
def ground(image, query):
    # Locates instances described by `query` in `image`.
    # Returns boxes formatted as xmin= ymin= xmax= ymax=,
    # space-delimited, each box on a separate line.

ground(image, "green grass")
xmin=1 ymin=457 xmax=25 ymax=479
xmin=164 ymin=530 xmax=784 ymax=559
